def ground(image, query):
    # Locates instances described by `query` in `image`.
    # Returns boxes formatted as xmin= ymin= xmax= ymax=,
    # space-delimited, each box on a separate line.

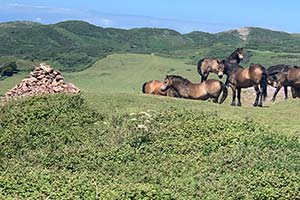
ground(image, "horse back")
xmin=249 ymin=64 xmax=266 ymax=83
xmin=287 ymin=68 xmax=300 ymax=84
xmin=143 ymin=80 xmax=163 ymax=94
xmin=198 ymin=58 xmax=219 ymax=74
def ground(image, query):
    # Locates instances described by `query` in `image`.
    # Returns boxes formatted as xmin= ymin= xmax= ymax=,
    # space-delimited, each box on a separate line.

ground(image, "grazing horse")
xmin=267 ymin=64 xmax=291 ymax=100
xmin=197 ymin=48 xmax=244 ymax=82
xmin=218 ymin=61 xmax=268 ymax=107
xmin=270 ymin=68 xmax=300 ymax=102
xmin=142 ymin=80 xmax=179 ymax=97
xmin=160 ymin=75 xmax=228 ymax=104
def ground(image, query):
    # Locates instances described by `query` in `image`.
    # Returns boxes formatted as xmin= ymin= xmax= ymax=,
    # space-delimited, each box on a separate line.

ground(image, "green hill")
xmin=1 ymin=20 xmax=300 ymax=73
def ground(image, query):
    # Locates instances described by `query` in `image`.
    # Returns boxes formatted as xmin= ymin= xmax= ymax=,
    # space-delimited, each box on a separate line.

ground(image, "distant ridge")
xmin=1 ymin=20 xmax=300 ymax=72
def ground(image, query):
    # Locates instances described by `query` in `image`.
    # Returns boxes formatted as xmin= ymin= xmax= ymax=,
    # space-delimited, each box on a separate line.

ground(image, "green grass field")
xmin=1 ymin=53 xmax=300 ymax=135
xmin=56 ymin=53 xmax=300 ymax=135
xmin=0 ymin=53 xmax=299 ymax=199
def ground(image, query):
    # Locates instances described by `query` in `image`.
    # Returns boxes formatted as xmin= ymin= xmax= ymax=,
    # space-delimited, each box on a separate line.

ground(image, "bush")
xmin=0 ymin=61 xmax=18 ymax=77
xmin=0 ymin=95 xmax=299 ymax=199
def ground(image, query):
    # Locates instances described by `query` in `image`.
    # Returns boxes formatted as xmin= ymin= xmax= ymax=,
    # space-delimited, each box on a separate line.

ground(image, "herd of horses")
xmin=142 ymin=48 xmax=300 ymax=107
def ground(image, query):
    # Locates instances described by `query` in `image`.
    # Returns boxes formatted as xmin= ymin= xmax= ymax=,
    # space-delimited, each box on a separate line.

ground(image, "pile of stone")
xmin=1 ymin=63 xmax=80 ymax=101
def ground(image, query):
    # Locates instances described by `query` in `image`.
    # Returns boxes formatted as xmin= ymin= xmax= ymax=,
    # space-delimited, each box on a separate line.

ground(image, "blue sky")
xmin=0 ymin=0 xmax=299 ymax=33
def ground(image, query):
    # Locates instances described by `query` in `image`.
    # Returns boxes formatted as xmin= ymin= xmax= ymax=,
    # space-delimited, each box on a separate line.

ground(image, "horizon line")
xmin=0 ymin=19 xmax=296 ymax=35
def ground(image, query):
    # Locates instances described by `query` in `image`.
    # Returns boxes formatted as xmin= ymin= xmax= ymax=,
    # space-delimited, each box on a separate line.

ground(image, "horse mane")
xmin=267 ymin=64 xmax=290 ymax=75
xmin=227 ymin=48 xmax=243 ymax=64
xmin=168 ymin=75 xmax=191 ymax=85
xmin=229 ymin=48 xmax=239 ymax=58
xmin=142 ymin=82 xmax=147 ymax=93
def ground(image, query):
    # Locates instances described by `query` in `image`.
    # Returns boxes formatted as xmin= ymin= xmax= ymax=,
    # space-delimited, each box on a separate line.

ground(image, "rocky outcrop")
xmin=1 ymin=63 xmax=80 ymax=101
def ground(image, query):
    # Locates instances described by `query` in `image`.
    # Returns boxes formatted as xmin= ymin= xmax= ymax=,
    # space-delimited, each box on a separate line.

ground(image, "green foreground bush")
xmin=0 ymin=95 xmax=299 ymax=199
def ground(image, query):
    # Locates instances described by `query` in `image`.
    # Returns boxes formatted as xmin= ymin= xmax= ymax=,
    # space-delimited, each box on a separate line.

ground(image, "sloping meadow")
xmin=0 ymin=94 xmax=299 ymax=199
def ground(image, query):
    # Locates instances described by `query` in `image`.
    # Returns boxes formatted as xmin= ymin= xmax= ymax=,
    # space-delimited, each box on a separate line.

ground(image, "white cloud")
xmin=7 ymin=3 xmax=26 ymax=7
xmin=47 ymin=7 xmax=73 ymax=14
xmin=35 ymin=17 xmax=42 ymax=22
xmin=8 ymin=3 xmax=48 ymax=9
xmin=100 ymin=18 xmax=113 ymax=26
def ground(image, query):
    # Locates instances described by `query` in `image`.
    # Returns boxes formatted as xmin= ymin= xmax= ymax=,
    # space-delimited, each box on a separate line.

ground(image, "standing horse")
xmin=160 ymin=75 xmax=228 ymax=103
xmin=218 ymin=61 xmax=268 ymax=107
xmin=197 ymin=48 xmax=244 ymax=82
xmin=142 ymin=80 xmax=180 ymax=97
xmin=267 ymin=64 xmax=298 ymax=100
xmin=291 ymin=87 xmax=300 ymax=98
xmin=270 ymin=68 xmax=300 ymax=102
xmin=227 ymin=47 xmax=244 ymax=64
xmin=267 ymin=64 xmax=291 ymax=100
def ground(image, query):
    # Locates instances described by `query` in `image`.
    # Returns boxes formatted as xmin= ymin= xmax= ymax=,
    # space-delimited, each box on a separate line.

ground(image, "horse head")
xmin=236 ymin=48 xmax=244 ymax=60
xmin=217 ymin=59 xmax=226 ymax=79
xmin=160 ymin=75 xmax=172 ymax=92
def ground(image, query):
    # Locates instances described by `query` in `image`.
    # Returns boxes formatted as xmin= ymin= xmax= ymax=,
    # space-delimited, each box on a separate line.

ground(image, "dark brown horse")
xmin=291 ymin=87 xmax=300 ymax=98
xmin=197 ymin=48 xmax=244 ymax=82
xmin=160 ymin=75 xmax=228 ymax=103
xmin=270 ymin=68 xmax=300 ymax=102
xmin=267 ymin=65 xmax=300 ymax=100
xmin=218 ymin=61 xmax=268 ymax=107
xmin=267 ymin=64 xmax=291 ymax=100
xmin=142 ymin=80 xmax=179 ymax=97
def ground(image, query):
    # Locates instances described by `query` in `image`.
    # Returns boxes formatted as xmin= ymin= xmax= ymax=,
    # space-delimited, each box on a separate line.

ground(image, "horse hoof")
xmin=253 ymin=103 xmax=258 ymax=107
xmin=237 ymin=103 xmax=241 ymax=106
xmin=258 ymin=104 xmax=263 ymax=107
xmin=230 ymin=103 xmax=236 ymax=106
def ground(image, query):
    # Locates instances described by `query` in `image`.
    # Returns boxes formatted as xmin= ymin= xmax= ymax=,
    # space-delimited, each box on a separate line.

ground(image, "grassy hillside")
xmin=1 ymin=53 xmax=300 ymax=134
xmin=0 ymin=53 xmax=299 ymax=199
xmin=1 ymin=94 xmax=299 ymax=199
xmin=2 ymin=20 xmax=300 ymax=73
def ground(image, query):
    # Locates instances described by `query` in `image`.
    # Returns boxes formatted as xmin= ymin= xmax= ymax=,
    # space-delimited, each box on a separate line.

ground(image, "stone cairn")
xmin=1 ymin=63 xmax=80 ymax=101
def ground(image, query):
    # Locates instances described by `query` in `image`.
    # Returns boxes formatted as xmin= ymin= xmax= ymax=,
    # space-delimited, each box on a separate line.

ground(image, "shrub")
xmin=0 ymin=95 xmax=299 ymax=199
xmin=0 ymin=61 xmax=18 ymax=77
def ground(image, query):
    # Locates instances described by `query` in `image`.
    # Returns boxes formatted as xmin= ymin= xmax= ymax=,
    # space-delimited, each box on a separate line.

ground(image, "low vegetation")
xmin=0 ymin=94 xmax=299 ymax=199
xmin=0 ymin=61 xmax=18 ymax=78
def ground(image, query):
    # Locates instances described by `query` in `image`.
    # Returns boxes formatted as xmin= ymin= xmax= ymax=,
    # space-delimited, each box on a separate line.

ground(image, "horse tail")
xmin=142 ymin=82 xmax=147 ymax=93
xmin=219 ymin=82 xmax=228 ymax=104
xmin=260 ymin=68 xmax=268 ymax=101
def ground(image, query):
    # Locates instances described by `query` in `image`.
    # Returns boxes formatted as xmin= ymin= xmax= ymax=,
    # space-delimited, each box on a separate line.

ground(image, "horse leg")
xmin=212 ymin=96 xmax=218 ymax=103
xmin=229 ymin=84 xmax=236 ymax=106
xmin=225 ymin=77 xmax=229 ymax=87
xmin=258 ymin=85 xmax=264 ymax=107
xmin=271 ymin=86 xmax=282 ymax=102
xmin=237 ymin=88 xmax=242 ymax=106
xmin=253 ymin=85 xmax=261 ymax=107
xmin=284 ymin=86 xmax=288 ymax=100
